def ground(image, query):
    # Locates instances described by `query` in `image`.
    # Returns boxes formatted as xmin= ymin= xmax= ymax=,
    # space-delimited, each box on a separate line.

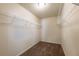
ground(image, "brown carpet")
xmin=21 ymin=41 xmax=65 ymax=56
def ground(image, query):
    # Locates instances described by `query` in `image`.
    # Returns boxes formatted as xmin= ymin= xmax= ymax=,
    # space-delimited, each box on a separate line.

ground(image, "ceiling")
xmin=19 ymin=3 xmax=63 ymax=19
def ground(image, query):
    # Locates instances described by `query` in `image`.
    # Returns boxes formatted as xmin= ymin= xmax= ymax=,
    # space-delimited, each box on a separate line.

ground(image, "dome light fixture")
xmin=35 ymin=3 xmax=48 ymax=9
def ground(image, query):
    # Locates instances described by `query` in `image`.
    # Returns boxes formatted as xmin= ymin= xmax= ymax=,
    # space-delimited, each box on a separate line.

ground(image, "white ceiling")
xmin=19 ymin=3 xmax=63 ymax=19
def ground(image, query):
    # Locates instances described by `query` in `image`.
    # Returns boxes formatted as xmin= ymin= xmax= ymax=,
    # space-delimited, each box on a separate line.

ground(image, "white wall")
xmin=0 ymin=3 xmax=41 ymax=56
xmin=41 ymin=17 xmax=61 ymax=44
xmin=61 ymin=3 xmax=79 ymax=55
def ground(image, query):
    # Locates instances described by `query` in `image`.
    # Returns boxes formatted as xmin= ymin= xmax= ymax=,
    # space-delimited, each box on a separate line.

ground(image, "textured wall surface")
xmin=0 ymin=3 xmax=41 ymax=56
xmin=61 ymin=3 xmax=79 ymax=56
xmin=41 ymin=17 xmax=61 ymax=44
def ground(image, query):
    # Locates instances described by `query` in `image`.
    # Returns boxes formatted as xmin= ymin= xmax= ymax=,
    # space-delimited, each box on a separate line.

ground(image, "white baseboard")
xmin=61 ymin=43 xmax=66 ymax=56
xmin=41 ymin=40 xmax=61 ymax=45
xmin=16 ymin=41 xmax=40 ymax=56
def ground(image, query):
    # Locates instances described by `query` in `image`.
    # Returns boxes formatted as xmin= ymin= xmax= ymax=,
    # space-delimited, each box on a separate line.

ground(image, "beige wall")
xmin=41 ymin=17 xmax=61 ymax=44
xmin=61 ymin=3 xmax=79 ymax=55
xmin=0 ymin=3 xmax=41 ymax=56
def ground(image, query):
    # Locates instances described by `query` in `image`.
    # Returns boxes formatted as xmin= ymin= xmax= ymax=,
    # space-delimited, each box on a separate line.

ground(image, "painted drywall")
xmin=61 ymin=3 xmax=79 ymax=55
xmin=0 ymin=3 xmax=41 ymax=56
xmin=41 ymin=17 xmax=61 ymax=44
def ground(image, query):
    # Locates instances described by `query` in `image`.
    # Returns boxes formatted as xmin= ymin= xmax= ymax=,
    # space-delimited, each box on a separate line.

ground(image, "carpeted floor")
xmin=21 ymin=41 xmax=65 ymax=56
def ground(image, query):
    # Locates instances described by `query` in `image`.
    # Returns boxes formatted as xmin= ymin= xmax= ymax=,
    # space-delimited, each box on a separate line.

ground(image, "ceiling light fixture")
xmin=35 ymin=3 xmax=48 ymax=9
